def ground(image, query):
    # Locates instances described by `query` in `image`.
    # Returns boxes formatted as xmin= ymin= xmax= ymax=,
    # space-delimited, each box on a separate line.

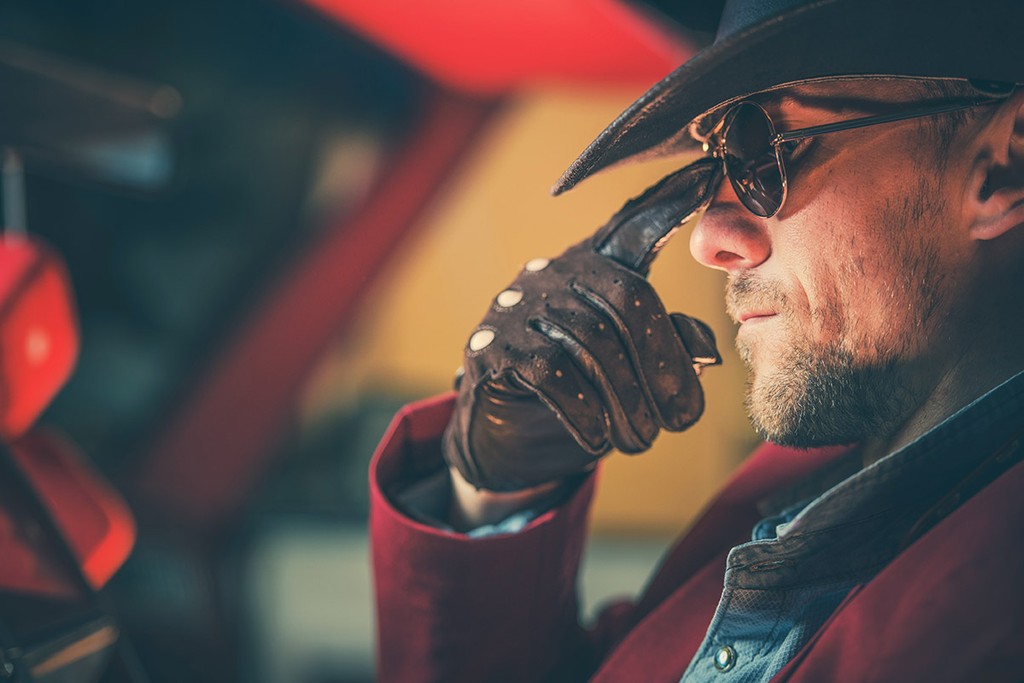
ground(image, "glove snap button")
xmin=524 ymin=258 xmax=550 ymax=272
xmin=496 ymin=289 xmax=523 ymax=307
xmin=468 ymin=329 xmax=495 ymax=351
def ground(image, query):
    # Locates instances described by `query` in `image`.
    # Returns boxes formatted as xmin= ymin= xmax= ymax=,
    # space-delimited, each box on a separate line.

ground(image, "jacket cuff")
xmin=369 ymin=393 xmax=597 ymax=682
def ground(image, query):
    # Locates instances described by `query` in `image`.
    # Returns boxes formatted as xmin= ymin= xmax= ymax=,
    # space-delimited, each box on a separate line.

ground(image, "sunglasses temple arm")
xmin=774 ymin=97 xmax=1005 ymax=145
xmin=592 ymin=157 xmax=722 ymax=275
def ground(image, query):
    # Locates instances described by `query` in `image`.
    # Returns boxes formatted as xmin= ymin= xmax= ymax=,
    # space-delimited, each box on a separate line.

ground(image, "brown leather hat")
xmin=553 ymin=0 xmax=1024 ymax=195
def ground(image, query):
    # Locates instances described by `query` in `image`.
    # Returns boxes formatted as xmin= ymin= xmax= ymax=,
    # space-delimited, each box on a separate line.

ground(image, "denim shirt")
xmin=679 ymin=369 xmax=1024 ymax=682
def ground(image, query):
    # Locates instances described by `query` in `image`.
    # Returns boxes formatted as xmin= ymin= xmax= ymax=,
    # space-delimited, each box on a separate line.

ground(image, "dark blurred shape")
xmin=0 ymin=0 xmax=425 ymax=476
xmin=0 ymin=1 xmax=430 ymax=681
xmin=0 ymin=440 xmax=132 ymax=683
xmin=0 ymin=40 xmax=178 ymax=191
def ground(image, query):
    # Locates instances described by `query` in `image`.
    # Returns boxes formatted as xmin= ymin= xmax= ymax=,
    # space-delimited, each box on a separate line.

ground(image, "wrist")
xmin=448 ymin=465 xmax=563 ymax=532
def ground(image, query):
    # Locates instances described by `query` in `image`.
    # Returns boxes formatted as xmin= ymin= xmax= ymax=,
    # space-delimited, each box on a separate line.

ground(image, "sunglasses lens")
xmin=723 ymin=103 xmax=785 ymax=217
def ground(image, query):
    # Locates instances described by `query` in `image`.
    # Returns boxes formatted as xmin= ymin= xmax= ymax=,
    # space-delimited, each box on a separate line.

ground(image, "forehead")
xmin=757 ymin=79 xmax=942 ymax=115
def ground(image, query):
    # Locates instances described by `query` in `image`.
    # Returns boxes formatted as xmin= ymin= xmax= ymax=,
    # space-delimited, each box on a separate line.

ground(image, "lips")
xmin=737 ymin=311 xmax=777 ymax=323
xmin=726 ymin=273 xmax=785 ymax=326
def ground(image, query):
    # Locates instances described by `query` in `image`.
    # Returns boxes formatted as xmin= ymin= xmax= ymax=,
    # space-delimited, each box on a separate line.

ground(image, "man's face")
xmin=690 ymin=81 xmax=976 ymax=448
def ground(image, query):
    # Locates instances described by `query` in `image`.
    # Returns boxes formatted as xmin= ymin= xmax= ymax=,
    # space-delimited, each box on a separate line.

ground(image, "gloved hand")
xmin=443 ymin=157 xmax=724 ymax=492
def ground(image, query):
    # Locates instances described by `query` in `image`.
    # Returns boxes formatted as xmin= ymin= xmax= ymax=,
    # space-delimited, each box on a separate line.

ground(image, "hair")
xmin=915 ymin=79 xmax=989 ymax=151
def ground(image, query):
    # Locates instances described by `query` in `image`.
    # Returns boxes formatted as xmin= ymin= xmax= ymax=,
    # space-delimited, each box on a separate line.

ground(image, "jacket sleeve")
xmin=369 ymin=393 xmax=603 ymax=683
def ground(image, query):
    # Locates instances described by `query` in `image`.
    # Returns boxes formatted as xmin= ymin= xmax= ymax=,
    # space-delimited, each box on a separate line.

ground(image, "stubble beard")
xmin=738 ymin=326 xmax=915 ymax=448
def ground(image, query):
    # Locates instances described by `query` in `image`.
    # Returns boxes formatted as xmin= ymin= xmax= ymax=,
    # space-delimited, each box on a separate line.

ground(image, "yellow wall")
xmin=303 ymin=87 xmax=759 ymax=536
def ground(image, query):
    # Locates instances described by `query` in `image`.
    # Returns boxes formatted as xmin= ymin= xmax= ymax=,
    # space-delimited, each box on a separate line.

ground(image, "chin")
xmin=742 ymin=344 xmax=911 ymax=449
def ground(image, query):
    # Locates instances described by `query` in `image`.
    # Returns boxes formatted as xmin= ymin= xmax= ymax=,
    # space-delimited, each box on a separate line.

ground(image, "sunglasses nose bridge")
xmin=700 ymin=143 xmax=738 ymax=213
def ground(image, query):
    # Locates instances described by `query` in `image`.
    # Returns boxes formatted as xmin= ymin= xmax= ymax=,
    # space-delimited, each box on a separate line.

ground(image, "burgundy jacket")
xmin=370 ymin=394 xmax=1024 ymax=682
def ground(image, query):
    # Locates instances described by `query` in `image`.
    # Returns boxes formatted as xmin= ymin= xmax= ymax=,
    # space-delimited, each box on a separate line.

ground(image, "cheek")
xmin=771 ymin=134 xmax=957 ymax=361
xmin=771 ymin=220 xmax=848 ymax=342
xmin=813 ymin=188 xmax=950 ymax=359
xmin=779 ymin=208 xmax=906 ymax=355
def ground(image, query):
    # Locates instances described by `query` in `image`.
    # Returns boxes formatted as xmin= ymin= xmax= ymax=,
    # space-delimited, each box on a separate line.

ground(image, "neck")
xmin=860 ymin=308 xmax=1024 ymax=468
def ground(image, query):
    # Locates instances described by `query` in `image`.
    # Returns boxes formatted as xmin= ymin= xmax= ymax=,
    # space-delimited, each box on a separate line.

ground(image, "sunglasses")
xmin=701 ymin=96 xmax=1007 ymax=218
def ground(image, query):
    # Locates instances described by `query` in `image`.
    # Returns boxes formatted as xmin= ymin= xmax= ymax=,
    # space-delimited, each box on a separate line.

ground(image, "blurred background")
xmin=0 ymin=0 xmax=758 ymax=680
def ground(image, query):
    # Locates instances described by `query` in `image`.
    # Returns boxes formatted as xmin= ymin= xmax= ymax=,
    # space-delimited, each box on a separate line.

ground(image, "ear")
xmin=967 ymin=91 xmax=1024 ymax=241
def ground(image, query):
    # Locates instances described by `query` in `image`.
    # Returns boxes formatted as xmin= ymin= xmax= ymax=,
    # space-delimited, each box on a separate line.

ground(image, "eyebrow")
xmin=760 ymin=85 xmax=947 ymax=117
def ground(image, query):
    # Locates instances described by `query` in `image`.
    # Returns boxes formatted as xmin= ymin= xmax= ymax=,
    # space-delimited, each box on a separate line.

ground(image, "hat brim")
xmin=553 ymin=0 xmax=1024 ymax=195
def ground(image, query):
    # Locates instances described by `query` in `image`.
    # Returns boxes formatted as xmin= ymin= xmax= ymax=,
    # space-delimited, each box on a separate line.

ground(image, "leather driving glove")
xmin=443 ymin=157 xmax=724 ymax=491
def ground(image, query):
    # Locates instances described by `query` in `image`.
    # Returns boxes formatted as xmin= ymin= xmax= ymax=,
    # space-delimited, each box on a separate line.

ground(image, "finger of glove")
xmin=500 ymin=347 xmax=612 ymax=456
xmin=670 ymin=313 xmax=722 ymax=371
xmin=592 ymin=156 xmax=722 ymax=275
xmin=528 ymin=303 xmax=656 ymax=454
xmin=459 ymin=373 xmax=605 ymax=490
xmin=462 ymin=321 xmax=613 ymax=455
xmin=497 ymin=366 xmax=614 ymax=462
xmin=459 ymin=286 xmax=615 ymax=455
xmin=569 ymin=273 xmax=703 ymax=433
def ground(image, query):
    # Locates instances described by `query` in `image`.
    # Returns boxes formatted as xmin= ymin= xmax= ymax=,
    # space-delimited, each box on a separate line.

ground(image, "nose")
xmin=689 ymin=179 xmax=772 ymax=272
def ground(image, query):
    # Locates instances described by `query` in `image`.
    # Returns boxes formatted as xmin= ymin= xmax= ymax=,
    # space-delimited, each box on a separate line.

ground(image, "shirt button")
xmin=714 ymin=645 xmax=737 ymax=672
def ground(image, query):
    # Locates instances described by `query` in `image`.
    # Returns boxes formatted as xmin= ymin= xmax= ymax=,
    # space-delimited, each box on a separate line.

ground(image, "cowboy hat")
xmin=554 ymin=0 xmax=1024 ymax=195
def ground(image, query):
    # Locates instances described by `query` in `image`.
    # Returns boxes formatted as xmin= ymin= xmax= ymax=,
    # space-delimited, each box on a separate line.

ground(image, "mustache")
xmin=726 ymin=273 xmax=789 ymax=322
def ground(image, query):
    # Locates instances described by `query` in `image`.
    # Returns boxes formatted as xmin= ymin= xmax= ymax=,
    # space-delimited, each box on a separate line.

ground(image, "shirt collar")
xmin=786 ymin=368 xmax=1024 ymax=537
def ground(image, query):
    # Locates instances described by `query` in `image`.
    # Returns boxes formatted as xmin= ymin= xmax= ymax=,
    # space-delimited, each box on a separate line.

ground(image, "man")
xmin=370 ymin=0 xmax=1024 ymax=681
